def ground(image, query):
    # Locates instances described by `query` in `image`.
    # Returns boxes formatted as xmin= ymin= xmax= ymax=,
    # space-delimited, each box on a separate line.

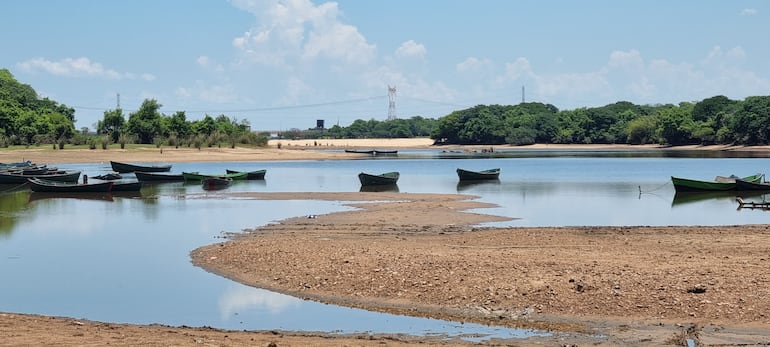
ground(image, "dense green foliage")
xmin=431 ymin=97 xmax=770 ymax=146
xmin=0 ymin=69 xmax=266 ymax=148
xmin=3 ymin=67 xmax=770 ymax=147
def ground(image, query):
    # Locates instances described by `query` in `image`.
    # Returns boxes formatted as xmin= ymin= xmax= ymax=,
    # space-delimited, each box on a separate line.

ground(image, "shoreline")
xmin=2 ymin=138 xmax=770 ymax=165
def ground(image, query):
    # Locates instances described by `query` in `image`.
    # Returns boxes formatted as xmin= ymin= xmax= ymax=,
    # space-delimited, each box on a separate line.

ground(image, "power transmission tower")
xmin=387 ymin=85 xmax=397 ymax=120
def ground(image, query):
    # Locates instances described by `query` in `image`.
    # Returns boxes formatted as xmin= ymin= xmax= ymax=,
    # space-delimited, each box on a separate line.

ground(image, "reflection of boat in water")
xmin=736 ymin=197 xmax=770 ymax=210
xmin=456 ymin=179 xmax=501 ymax=192
xmin=28 ymin=192 xmax=114 ymax=203
xmin=359 ymin=184 xmax=399 ymax=192
xmin=671 ymin=190 xmax=767 ymax=207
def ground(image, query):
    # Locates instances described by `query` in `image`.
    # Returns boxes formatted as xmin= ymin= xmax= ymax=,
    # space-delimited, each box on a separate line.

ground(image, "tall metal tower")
xmin=387 ymin=85 xmax=397 ymax=120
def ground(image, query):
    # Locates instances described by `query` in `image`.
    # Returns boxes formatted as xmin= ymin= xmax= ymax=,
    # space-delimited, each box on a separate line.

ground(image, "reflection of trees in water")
xmin=0 ymin=188 xmax=31 ymax=236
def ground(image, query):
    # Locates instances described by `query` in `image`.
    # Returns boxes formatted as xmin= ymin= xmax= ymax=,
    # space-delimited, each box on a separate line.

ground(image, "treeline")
xmin=0 ymin=69 xmax=76 ymax=146
xmin=282 ymin=116 xmax=438 ymax=140
xmin=432 ymin=96 xmax=770 ymax=146
xmin=0 ymin=69 xmax=266 ymax=149
xmin=96 ymin=99 xmax=267 ymax=149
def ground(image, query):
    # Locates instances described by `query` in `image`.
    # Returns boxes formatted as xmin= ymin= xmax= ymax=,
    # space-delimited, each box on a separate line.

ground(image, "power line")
xmin=71 ymin=95 xmax=387 ymax=114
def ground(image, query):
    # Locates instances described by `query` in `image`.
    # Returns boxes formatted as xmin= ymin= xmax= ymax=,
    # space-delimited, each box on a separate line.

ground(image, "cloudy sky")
xmin=2 ymin=0 xmax=768 ymax=131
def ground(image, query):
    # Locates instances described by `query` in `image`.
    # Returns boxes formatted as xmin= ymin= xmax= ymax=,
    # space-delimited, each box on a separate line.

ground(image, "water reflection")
xmin=4 ymin=155 xmax=770 ymax=341
xmin=359 ymin=184 xmax=399 ymax=192
xmin=456 ymin=179 xmax=501 ymax=192
xmin=671 ymin=191 xmax=768 ymax=207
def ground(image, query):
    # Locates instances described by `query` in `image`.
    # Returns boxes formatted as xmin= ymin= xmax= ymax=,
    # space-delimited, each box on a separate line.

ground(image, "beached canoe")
xmin=110 ymin=161 xmax=172 ymax=173
xmin=225 ymin=169 xmax=266 ymax=180
xmin=671 ymin=174 xmax=764 ymax=192
xmin=28 ymin=178 xmax=113 ymax=193
xmin=456 ymin=168 xmax=501 ymax=181
xmin=358 ymin=171 xmax=399 ymax=186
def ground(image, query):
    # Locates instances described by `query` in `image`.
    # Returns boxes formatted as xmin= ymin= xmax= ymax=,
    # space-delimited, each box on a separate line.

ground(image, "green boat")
xmin=225 ymin=169 xmax=266 ymax=180
xmin=358 ymin=171 xmax=399 ymax=186
xmin=735 ymin=178 xmax=770 ymax=191
xmin=671 ymin=173 xmax=764 ymax=192
xmin=456 ymin=168 xmax=500 ymax=181
xmin=182 ymin=171 xmax=248 ymax=181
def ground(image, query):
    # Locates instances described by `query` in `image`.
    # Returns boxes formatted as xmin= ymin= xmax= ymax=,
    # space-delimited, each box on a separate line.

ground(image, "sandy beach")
xmin=2 ymin=139 xmax=770 ymax=346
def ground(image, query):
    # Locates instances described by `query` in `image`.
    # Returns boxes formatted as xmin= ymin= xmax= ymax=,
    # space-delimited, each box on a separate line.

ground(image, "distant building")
xmin=316 ymin=119 xmax=325 ymax=129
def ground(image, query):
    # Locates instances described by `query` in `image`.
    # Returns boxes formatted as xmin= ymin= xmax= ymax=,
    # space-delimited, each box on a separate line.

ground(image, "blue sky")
xmin=2 ymin=1 xmax=769 ymax=132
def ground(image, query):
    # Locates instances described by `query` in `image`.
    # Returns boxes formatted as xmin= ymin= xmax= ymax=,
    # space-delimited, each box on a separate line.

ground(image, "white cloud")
xmin=230 ymin=0 xmax=375 ymax=67
xmin=16 ymin=57 xmax=155 ymax=81
xmin=456 ymin=57 xmax=493 ymax=73
xmin=175 ymin=80 xmax=237 ymax=103
xmin=520 ymin=47 xmax=769 ymax=108
xmin=395 ymin=40 xmax=426 ymax=59
xmin=741 ymin=8 xmax=757 ymax=15
xmin=197 ymin=55 xmax=210 ymax=67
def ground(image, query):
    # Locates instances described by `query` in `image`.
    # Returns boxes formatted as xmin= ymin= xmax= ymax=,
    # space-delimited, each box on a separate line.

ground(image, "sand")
xmin=2 ymin=139 xmax=770 ymax=346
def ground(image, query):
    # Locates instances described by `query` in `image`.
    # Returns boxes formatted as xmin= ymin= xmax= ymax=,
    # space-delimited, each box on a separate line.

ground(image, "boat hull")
xmin=225 ymin=169 xmax=266 ymax=180
xmin=28 ymin=178 xmax=113 ymax=193
xmin=111 ymin=181 xmax=142 ymax=192
xmin=735 ymin=179 xmax=770 ymax=191
xmin=110 ymin=161 xmax=172 ymax=173
xmin=671 ymin=174 xmax=764 ymax=192
xmin=456 ymin=168 xmax=500 ymax=181
xmin=135 ymin=171 xmax=184 ymax=182
xmin=183 ymin=171 xmax=248 ymax=181
xmin=358 ymin=172 xmax=399 ymax=186
xmin=0 ymin=170 xmax=81 ymax=184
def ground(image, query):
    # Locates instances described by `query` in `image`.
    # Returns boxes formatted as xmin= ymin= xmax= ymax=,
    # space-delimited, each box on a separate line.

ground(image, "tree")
xmin=97 ymin=108 xmax=126 ymax=143
xmin=127 ymin=99 xmax=162 ymax=144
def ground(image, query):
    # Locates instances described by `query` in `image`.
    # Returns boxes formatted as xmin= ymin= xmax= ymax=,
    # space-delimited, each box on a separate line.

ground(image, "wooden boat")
xmin=111 ymin=181 xmax=142 ymax=192
xmin=110 ymin=161 xmax=172 ymax=173
xmin=183 ymin=171 xmax=248 ymax=181
xmin=735 ymin=178 xmax=770 ymax=191
xmin=225 ymin=169 xmax=267 ymax=180
xmin=671 ymin=174 xmax=764 ymax=192
xmin=28 ymin=178 xmax=113 ymax=193
xmin=135 ymin=171 xmax=185 ymax=182
xmin=202 ymin=177 xmax=232 ymax=190
xmin=93 ymin=172 xmax=122 ymax=180
xmin=0 ymin=170 xmax=81 ymax=184
xmin=456 ymin=168 xmax=501 ymax=181
xmin=345 ymin=149 xmax=375 ymax=155
xmin=358 ymin=171 xmax=399 ymax=186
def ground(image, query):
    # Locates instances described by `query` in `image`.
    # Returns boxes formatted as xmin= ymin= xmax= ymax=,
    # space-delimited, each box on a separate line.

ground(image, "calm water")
xmin=1 ymin=150 xmax=769 ymax=340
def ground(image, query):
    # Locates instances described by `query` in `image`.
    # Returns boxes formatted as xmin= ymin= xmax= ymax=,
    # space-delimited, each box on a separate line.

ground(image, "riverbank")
xmin=3 ymin=138 xmax=769 ymax=165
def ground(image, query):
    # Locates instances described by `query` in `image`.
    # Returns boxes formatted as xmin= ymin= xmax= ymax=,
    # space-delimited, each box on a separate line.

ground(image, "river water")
xmin=1 ymin=149 xmax=769 ymax=341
